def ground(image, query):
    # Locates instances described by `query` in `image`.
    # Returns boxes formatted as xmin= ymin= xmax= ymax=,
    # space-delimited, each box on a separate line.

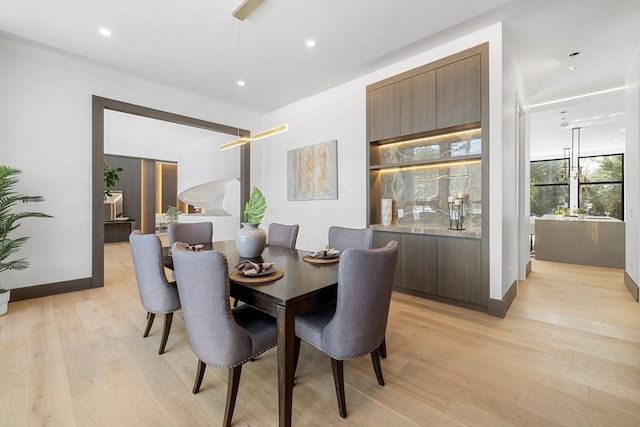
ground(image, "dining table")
xmin=163 ymin=240 xmax=340 ymax=427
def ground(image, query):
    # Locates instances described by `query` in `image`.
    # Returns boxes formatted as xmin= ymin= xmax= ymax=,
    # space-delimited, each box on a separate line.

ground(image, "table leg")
xmin=276 ymin=305 xmax=295 ymax=427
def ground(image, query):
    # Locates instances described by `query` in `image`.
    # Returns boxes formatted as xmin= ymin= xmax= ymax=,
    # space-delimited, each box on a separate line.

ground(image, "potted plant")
xmin=0 ymin=165 xmax=52 ymax=316
xmin=103 ymin=163 xmax=123 ymax=200
xmin=165 ymin=205 xmax=179 ymax=223
xmin=554 ymin=208 xmax=565 ymax=217
xmin=575 ymin=208 xmax=586 ymax=219
xmin=235 ymin=187 xmax=268 ymax=258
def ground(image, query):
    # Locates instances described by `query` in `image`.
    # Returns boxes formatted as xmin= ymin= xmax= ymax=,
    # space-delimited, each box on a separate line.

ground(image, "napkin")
xmin=235 ymin=260 xmax=275 ymax=276
xmin=311 ymin=247 xmax=341 ymax=258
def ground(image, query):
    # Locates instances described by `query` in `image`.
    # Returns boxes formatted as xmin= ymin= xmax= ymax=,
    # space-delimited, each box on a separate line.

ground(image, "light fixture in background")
xmin=99 ymin=27 xmax=112 ymax=37
xmin=306 ymin=39 xmax=316 ymax=47
xmin=226 ymin=0 xmax=288 ymax=152
xmin=560 ymin=110 xmax=569 ymax=128
xmin=568 ymin=51 xmax=580 ymax=71
xmin=233 ymin=0 xmax=265 ymax=21
xmin=563 ymin=127 xmax=582 ymax=179
xmin=219 ymin=124 xmax=289 ymax=151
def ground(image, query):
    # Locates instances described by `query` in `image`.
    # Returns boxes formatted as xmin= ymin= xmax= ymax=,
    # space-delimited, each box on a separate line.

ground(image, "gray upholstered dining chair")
xmin=292 ymin=240 xmax=398 ymax=419
xmin=129 ymin=230 xmax=181 ymax=355
xmin=328 ymin=226 xmax=374 ymax=252
xmin=326 ymin=225 xmax=389 ymax=357
xmin=171 ymin=242 xmax=277 ymax=427
xmin=168 ymin=221 xmax=213 ymax=246
xmin=267 ymin=223 xmax=299 ymax=248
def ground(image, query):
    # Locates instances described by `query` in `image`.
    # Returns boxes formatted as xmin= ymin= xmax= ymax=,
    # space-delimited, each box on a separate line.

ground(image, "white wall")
xmin=0 ymin=36 xmax=257 ymax=289
xmin=625 ymin=45 xmax=640 ymax=287
xmin=261 ymin=24 xmax=507 ymax=301
xmin=502 ymin=29 xmax=530 ymax=289
xmin=104 ymin=110 xmax=215 ymax=161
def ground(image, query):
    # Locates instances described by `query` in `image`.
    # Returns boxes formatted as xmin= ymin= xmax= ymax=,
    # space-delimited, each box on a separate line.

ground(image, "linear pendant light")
xmin=233 ymin=0 xmax=265 ymax=21
xmin=219 ymin=124 xmax=288 ymax=151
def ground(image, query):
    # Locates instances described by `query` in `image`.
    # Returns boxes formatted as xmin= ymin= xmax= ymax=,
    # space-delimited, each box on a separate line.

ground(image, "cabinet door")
xmin=437 ymin=237 xmax=481 ymax=304
xmin=368 ymin=83 xmax=399 ymax=142
xmin=436 ymin=55 xmax=481 ymax=129
xmin=401 ymin=234 xmax=437 ymax=294
xmin=400 ymin=71 xmax=436 ymax=136
xmin=373 ymin=231 xmax=402 ymax=287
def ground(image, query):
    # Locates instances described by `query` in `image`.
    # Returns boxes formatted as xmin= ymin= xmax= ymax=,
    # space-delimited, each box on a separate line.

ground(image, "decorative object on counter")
xmin=554 ymin=207 xmax=565 ymax=217
xmin=235 ymin=186 xmax=267 ymax=258
xmin=103 ymin=163 xmax=123 ymax=200
xmin=448 ymin=193 xmax=468 ymax=230
xmin=0 ymin=165 xmax=53 ymax=316
xmin=381 ymin=199 xmax=392 ymax=226
xmin=575 ymin=208 xmax=586 ymax=219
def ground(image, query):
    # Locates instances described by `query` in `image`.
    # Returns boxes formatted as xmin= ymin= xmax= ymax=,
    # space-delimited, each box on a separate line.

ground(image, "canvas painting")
xmin=287 ymin=140 xmax=338 ymax=201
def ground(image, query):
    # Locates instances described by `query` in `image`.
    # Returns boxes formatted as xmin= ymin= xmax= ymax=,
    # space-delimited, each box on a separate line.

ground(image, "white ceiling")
xmin=1 ymin=0 xmax=638 ymax=155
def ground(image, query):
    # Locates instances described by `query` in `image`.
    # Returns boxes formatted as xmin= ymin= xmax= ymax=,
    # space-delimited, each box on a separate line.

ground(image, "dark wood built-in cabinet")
xmin=375 ymin=231 xmax=483 ymax=305
xmin=368 ymin=83 xmax=400 ymax=142
xmin=436 ymin=55 xmax=481 ymax=129
xmin=400 ymin=70 xmax=437 ymax=136
xmin=436 ymin=236 xmax=482 ymax=305
xmin=368 ymin=43 xmax=489 ymax=309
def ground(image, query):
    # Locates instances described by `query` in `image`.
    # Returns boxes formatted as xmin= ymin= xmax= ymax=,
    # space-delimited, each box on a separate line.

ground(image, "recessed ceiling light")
xmin=306 ymin=40 xmax=316 ymax=48
xmin=99 ymin=28 xmax=112 ymax=37
xmin=237 ymin=80 xmax=245 ymax=87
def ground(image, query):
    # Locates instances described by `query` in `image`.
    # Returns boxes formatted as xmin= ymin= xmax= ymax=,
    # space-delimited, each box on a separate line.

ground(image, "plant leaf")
xmin=244 ymin=186 xmax=267 ymax=223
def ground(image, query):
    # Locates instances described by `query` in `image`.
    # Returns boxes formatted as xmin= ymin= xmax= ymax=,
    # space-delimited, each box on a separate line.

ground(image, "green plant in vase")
xmin=103 ymin=163 xmax=123 ymax=200
xmin=165 ymin=205 xmax=179 ymax=223
xmin=0 ymin=165 xmax=52 ymax=315
xmin=236 ymin=186 xmax=268 ymax=258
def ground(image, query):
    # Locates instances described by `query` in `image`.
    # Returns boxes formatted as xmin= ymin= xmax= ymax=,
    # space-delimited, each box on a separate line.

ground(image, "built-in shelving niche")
xmin=370 ymin=127 xmax=482 ymax=231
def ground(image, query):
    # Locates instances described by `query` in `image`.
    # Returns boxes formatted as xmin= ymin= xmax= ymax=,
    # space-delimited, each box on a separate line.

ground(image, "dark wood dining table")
xmin=163 ymin=240 xmax=339 ymax=427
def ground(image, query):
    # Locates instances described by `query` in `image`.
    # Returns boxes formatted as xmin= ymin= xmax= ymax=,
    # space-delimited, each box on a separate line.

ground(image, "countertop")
xmin=533 ymin=215 xmax=622 ymax=223
xmin=371 ymin=224 xmax=481 ymax=238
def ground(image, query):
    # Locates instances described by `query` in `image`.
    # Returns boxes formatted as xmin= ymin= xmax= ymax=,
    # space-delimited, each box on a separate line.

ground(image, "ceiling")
xmin=1 ymin=0 xmax=638 ymax=155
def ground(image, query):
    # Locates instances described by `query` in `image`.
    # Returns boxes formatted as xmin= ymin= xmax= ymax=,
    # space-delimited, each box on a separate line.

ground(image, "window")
xmin=530 ymin=158 xmax=569 ymax=217
xmin=578 ymin=154 xmax=624 ymax=220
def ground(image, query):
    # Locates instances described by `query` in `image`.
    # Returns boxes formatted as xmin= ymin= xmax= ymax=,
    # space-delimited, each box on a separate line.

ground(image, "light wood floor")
xmin=1 ymin=243 xmax=639 ymax=426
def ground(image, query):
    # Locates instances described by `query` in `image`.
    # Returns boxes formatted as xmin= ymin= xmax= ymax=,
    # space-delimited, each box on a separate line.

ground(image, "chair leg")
xmin=331 ymin=358 xmax=347 ymax=419
xmin=192 ymin=359 xmax=207 ymax=394
xmin=379 ymin=337 xmax=387 ymax=359
xmin=223 ymin=365 xmax=243 ymax=427
xmin=232 ymin=298 xmax=239 ymax=308
xmin=371 ymin=348 xmax=385 ymax=386
xmin=143 ymin=312 xmax=155 ymax=337
xmin=158 ymin=312 xmax=173 ymax=354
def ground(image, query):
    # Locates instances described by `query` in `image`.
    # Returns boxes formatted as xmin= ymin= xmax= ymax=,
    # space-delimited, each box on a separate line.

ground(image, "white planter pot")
xmin=0 ymin=289 xmax=10 ymax=316
xmin=235 ymin=223 xmax=267 ymax=258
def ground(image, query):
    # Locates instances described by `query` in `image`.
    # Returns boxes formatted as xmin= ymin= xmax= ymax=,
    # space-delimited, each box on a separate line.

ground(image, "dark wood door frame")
xmin=92 ymin=95 xmax=250 ymax=287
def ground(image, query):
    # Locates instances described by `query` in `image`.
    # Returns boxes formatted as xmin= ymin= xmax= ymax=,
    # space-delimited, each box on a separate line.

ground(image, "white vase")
xmin=0 ymin=289 xmax=10 ymax=316
xmin=381 ymin=199 xmax=392 ymax=226
xmin=235 ymin=223 xmax=267 ymax=258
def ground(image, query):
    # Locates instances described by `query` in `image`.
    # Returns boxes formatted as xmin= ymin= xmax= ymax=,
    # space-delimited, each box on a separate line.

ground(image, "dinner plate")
xmin=312 ymin=252 xmax=340 ymax=259
xmin=239 ymin=266 xmax=276 ymax=277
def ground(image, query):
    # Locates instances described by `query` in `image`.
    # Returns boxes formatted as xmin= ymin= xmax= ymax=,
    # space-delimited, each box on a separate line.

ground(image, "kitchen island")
xmin=534 ymin=216 xmax=625 ymax=268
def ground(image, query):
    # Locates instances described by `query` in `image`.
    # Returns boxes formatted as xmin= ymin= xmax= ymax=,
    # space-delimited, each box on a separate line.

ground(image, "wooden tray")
xmin=303 ymin=255 xmax=340 ymax=264
xmin=229 ymin=269 xmax=284 ymax=284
